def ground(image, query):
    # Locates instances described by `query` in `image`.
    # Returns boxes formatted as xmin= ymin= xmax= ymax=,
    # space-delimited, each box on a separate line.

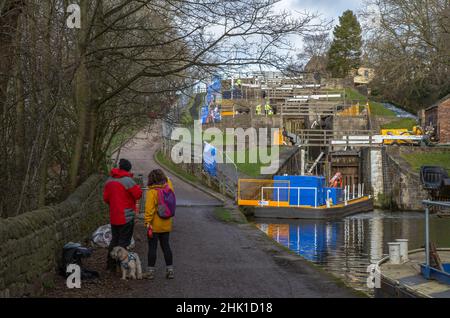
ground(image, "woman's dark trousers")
xmin=147 ymin=232 xmax=173 ymax=267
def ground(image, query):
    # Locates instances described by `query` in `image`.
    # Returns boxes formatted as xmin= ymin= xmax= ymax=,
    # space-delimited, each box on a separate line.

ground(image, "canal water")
xmin=256 ymin=210 xmax=450 ymax=296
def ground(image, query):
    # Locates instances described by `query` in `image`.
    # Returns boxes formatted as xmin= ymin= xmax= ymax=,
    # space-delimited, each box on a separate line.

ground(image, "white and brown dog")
xmin=110 ymin=246 xmax=143 ymax=280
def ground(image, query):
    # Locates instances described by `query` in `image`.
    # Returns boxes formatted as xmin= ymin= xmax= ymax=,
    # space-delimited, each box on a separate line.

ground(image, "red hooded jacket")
xmin=103 ymin=168 xmax=143 ymax=225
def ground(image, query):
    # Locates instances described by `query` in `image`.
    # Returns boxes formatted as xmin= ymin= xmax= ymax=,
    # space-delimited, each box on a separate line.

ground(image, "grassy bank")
xmin=224 ymin=149 xmax=271 ymax=177
xmin=380 ymin=118 xmax=418 ymax=130
xmin=180 ymin=92 xmax=206 ymax=127
xmin=401 ymin=152 xmax=450 ymax=172
xmin=155 ymin=151 xmax=200 ymax=183
xmin=203 ymin=132 xmax=237 ymax=146
xmin=213 ymin=207 xmax=246 ymax=223
xmin=235 ymin=158 xmax=264 ymax=177
xmin=345 ymin=88 xmax=396 ymax=116
xmin=180 ymin=97 xmax=195 ymax=126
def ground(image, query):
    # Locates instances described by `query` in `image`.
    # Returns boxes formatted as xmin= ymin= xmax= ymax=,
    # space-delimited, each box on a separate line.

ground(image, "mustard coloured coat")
xmin=144 ymin=179 xmax=174 ymax=233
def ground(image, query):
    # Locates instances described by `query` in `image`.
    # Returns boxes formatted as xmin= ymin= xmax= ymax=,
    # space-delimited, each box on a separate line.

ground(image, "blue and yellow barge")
xmin=238 ymin=175 xmax=373 ymax=220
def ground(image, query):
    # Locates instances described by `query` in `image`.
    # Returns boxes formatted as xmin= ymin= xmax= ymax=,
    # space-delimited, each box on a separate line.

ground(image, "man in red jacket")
xmin=103 ymin=158 xmax=143 ymax=271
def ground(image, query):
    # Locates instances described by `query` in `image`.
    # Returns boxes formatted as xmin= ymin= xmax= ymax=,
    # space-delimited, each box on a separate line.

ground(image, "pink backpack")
xmin=156 ymin=184 xmax=176 ymax=219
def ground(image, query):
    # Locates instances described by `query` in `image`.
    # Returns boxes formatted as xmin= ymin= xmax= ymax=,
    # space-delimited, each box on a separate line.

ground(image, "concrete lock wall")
xmin=333 ymin=116 xmax=368 ymax=133
xmin=369 ymin=148 xmax=384 ymax=200
xmin=0 ymin=174 xmax=108 ymax=298
xmin=383 ymin=148 xmax=428 ymax=211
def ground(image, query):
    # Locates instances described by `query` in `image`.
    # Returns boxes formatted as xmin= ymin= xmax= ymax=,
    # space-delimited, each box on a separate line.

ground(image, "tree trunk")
xmin=0 ymin=0 xmax=24 ymax=216
xmin=14 ymin=65 xmax=25 ymax=178
xmin=68 ymin=0 xmax=90 ymax=192
xmin=38 ymin=0 xmax=55 ymax=207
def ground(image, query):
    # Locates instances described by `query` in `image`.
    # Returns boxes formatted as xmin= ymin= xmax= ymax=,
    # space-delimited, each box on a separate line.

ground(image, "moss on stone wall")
xmin=0 ymin=174 xmax=108 ymax=297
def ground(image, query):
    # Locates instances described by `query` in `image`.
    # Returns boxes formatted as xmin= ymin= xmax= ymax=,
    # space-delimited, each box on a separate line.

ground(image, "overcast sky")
xmin=220 ymin=1 xmax=367 ymax=75
xmin=266 ymin=0 xmax=365 ymax=57
xmin=277 ymin=0 xmax=363 ymax=24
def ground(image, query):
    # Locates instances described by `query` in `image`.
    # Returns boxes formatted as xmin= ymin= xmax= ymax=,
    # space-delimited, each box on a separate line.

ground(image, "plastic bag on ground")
xmin=91 ymin=224 xmax=135 ymax=249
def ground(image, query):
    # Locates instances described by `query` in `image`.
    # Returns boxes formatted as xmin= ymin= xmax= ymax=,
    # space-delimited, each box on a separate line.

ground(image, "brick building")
xmin=424 ymin=95 xmax=450 ymax=144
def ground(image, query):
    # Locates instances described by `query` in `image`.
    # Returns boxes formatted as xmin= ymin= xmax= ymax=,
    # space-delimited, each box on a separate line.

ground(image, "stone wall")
xmin=0 ymin=174 xmax=108 ymax=297
xmin=371 ymin=116 xmax=397 ymax=131
xmin=276 ymin=148 xmax=302 ymax=176
xmin=360 ymin=148 xmax=373 ymax=197
xmin=383 ymin=148 xmax=428 ymax=211
xmin=370 ymin=148 xmax=384 ymax=200
xmin=333 ymin=116 xmax=369 ymax=133
xmin=362 ymin=146 xmax=450 ymax=210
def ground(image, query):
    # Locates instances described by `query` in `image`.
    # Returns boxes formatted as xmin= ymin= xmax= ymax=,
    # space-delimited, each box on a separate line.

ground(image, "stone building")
xmin=424 ymin=95 xmax=450 ymax=144
xmin=353 ymin=67 xmax=375 ymax=85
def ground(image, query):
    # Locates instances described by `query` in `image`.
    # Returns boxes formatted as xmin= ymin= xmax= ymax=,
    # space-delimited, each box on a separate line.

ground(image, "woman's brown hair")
xmin=147 ymin=169 xmax=167 ymax=186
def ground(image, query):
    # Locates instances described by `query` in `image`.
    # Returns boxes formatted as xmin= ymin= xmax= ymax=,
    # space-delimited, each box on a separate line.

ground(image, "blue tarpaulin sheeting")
xmin=201 ymin=75 xmax=222 ymax=124
xmin=272 ymin=175 xmax=327 ymax=207
xmin=203 ymin=142 xmax=217 ymax=177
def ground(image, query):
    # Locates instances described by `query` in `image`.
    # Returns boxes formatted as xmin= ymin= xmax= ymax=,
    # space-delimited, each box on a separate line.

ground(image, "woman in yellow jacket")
xmin=144 ymin=169 xmax=174 ymax=279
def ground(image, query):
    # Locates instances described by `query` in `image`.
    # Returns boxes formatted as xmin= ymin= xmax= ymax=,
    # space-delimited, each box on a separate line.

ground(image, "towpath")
xmin=45 ymin=123 xmax=358 ymax=298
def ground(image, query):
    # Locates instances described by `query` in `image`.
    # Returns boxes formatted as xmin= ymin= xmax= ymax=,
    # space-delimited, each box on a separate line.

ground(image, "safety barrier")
xmin=261 ymin=186 xmax=318 ymax=208
xmin=238 ymin=179 xmax=290 ymax=207
xmin=342 ymin=183 xmax=366 ymax=206
xmin=238 ymin=178 xmax=366 ymax=208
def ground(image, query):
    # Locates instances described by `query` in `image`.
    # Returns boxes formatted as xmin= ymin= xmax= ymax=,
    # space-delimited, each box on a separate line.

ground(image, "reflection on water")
xmin=256 ymin=210 xmax=450 ymax=295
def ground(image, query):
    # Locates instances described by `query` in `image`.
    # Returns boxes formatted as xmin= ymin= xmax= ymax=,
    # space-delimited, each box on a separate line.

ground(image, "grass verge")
xmin=224 ymin=149 xmax=272 ymax=177
xmin=232 ymin=150 xmax=264 ymax=177
xmin=401 ymin=151 xmax=450 ymax=173
xmin=213 ymin=207 xmax=246 ymax=224
xmin=380 ymin=118 xmax=418 ymax=130
xmin=344 ymin=88 xmax=396 ymax=116
xmin=155 ymin=151 xmax=199 ymax=183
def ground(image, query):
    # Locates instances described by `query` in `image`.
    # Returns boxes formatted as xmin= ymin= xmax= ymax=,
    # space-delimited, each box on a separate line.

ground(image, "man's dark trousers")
xmin=106 ymin=220 xmax=134 ymax=270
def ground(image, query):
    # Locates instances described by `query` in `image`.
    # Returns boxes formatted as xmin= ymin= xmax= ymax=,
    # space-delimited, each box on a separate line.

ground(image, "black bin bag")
xmin=60 ymin=242 xmax=99 ymax=280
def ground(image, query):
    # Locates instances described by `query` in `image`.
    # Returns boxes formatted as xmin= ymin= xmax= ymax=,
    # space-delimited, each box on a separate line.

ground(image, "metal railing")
xmin=239 ymin=179 xmax=367 ymax=208
xmin=238 ymin=179 xmax=290 ymax=206
xmin=261 ymin=186 xmax=318 ymax=208
xmin=266 ymin=87 xmax=331 ymax=99
xmin=342 ymin=183 xmax=366 ymax=206
xmin=293 ymin=129 xmax=378 ymax=148
xmin=422 ymin=200 xmax=450 ymax=271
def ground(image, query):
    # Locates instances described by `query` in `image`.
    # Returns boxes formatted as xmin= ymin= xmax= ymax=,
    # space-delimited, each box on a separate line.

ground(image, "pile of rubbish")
xmin=59 ymin=224 xmax=136 ymax=281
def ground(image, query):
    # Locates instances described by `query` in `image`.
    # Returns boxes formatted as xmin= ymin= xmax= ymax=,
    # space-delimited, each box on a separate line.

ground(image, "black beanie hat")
xmin=119 ymin=158 xmax=132 ymax=172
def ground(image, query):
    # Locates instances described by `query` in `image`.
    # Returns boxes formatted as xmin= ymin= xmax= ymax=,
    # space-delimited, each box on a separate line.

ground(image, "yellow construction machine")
xmin=381 ymin=126 xmax=425 ymax=146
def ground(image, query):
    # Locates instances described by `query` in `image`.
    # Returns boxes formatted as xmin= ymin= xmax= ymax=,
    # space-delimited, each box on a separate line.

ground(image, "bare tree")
xmin=0 ymin=0 xmax=325 ymax=216
xmin=361 ymin=0 xmax=450 ymax=110
xmin=300 ymin=33 xmax=331 ymax=75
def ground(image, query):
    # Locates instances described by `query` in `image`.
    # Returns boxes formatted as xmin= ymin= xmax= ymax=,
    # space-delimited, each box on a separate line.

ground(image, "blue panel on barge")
xmin=273 ymin=175 xmax=326 ymax=206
